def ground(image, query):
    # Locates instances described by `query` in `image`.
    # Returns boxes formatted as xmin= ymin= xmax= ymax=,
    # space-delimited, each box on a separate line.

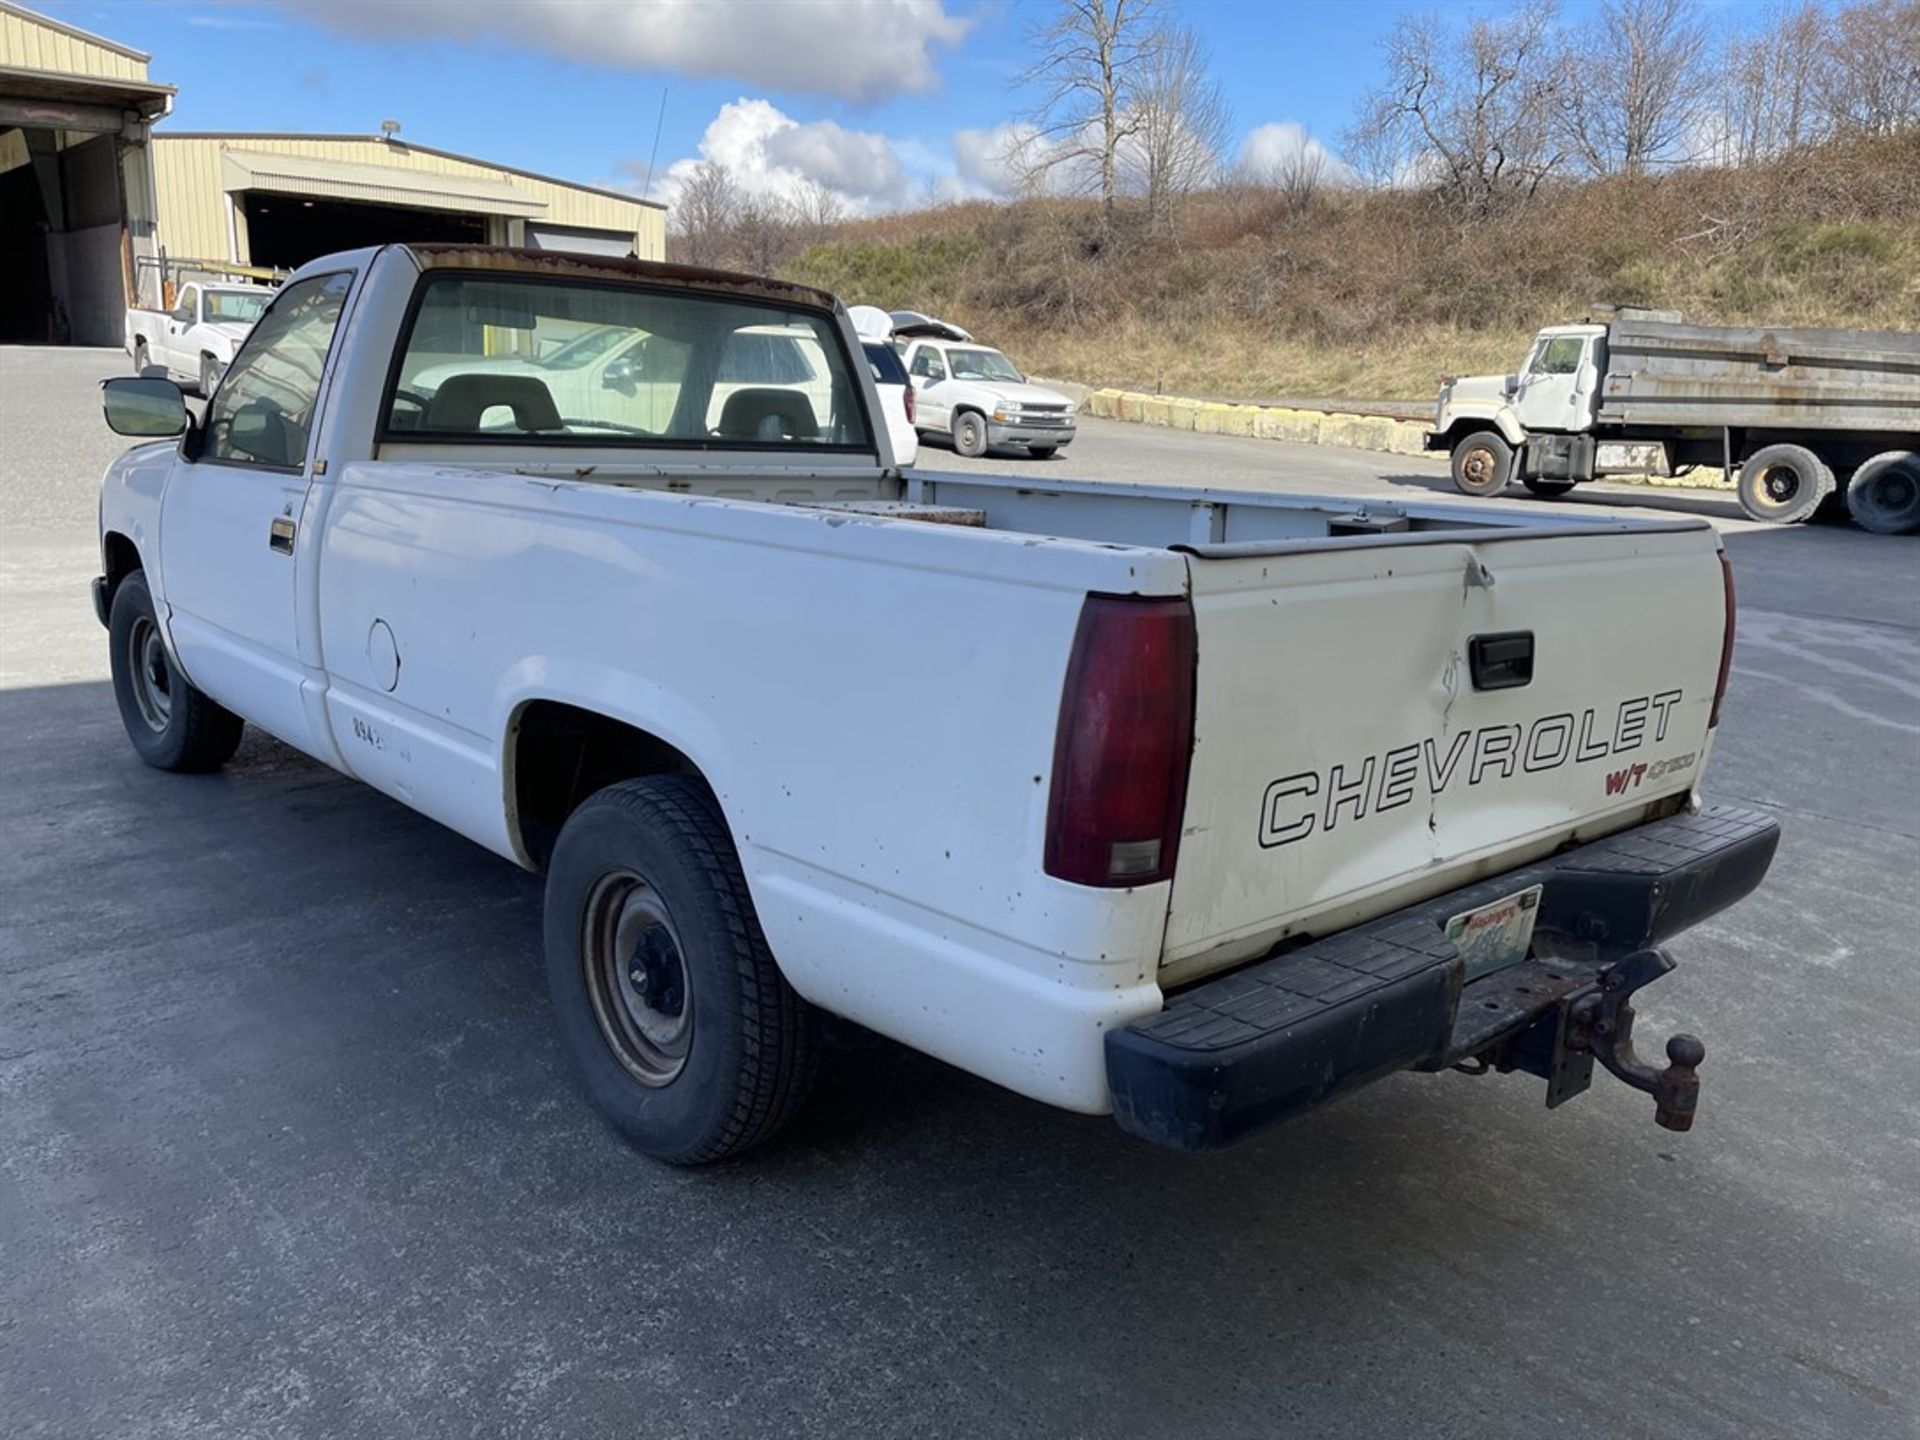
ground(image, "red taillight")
xmin=1044 ymin=594 xmax=1197 ymax=887
xmin=1710 ymin=550 xmax=1736 ymax=727
xmin=902 ymin=386 xmax=915 ymax=425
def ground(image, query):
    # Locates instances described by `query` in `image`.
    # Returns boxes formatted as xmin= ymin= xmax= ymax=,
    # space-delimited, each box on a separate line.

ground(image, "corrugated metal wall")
xmin=152 ymin=135 xmax=664 ymax=265
xmin=0 ymin=7 xmax=149 ymax=80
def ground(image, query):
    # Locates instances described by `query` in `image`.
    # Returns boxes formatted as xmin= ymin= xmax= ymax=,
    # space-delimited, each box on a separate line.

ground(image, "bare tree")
xmin=788 ymin=177 xmax=846 ymax=238
xmin=1238 ymin=126 xmax=1337 ymax=214
xmin=672 ymin=160 xmax=740 ymax=267
xmin=1128 ymin=22 xmax=1231 ymax=237
xmin=1347 ymin=2 xmax=1568 ymax=212
xmin=1716 ymin=2 xmax=1827 ymax=164
xmin=731 ymin=193 xmax=795 ymax=275
xmin=1816 ymin=0 xmax=1920 ymax=137
xmin=1016 ymin=0 xmax=1164 ymax=240
xmin=1558 ymin=0 xmax=1712 ymax=175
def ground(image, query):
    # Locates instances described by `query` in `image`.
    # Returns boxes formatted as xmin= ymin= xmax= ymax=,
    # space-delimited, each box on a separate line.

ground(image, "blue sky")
xmin=43 ymin=0 xmax=1785 ymax=209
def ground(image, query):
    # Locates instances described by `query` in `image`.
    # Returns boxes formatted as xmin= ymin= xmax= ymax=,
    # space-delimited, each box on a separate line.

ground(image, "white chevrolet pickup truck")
xmin=93 ymin=245 xmax=1778 ymax=1163
xmin=126 ymin=281 xmax=275 ymax=395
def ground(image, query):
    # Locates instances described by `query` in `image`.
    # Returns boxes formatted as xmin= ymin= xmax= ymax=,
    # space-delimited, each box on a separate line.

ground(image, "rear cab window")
xmin=381 ymin=272 xmax=871 ymax=450
xmin=863 ymin=341 xmax=908 ymax=386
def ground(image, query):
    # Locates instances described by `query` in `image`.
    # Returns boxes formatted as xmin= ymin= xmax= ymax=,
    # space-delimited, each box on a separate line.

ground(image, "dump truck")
xmin=1428 ymin=312 xmax=1920 ymax=532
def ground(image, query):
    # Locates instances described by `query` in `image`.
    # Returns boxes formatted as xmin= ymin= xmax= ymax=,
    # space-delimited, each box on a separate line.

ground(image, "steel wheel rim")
xmin=1462 ymin=446 xmax=1497 ymax=487
xmin=582 ymin=869 xmax=693 ymax=1087
xmin=126 ymin=614 xmax=172 ymax=732
xmin=1758 ymin=464 xmax=1800 ymax=506
xmin=1872 ymin=467 xmax=1917 ymax=515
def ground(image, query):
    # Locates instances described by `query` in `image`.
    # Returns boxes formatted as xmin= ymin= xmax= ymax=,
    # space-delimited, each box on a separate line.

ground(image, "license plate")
xmin=1445 ymin=885 xmax=1544 ymax=982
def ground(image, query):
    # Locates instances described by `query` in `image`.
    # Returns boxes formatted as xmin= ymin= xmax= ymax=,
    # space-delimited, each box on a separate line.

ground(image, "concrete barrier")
xmin=1074 ymin=384 xmax=1735 ymax=488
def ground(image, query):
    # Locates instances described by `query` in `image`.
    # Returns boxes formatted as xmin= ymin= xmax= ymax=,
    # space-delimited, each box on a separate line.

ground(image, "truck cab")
xmin=1429 ymin=324 xmax=1608 ymax=498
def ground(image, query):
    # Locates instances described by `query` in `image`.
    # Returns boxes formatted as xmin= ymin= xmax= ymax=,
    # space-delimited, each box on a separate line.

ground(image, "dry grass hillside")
xmin=784 ymin=134 xmax=1920 ymax=402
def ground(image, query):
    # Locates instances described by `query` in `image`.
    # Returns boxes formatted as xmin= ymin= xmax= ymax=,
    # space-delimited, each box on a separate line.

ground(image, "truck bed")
xmin=1598 ymin=318 xmax=1920 ymax=431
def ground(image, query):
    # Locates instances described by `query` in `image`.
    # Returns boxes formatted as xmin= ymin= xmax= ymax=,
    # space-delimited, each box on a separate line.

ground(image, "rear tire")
xmin=108 ymin=569 xmax=244 ymax=772
xmin=1844 ymin=450 xmax=1920 ymax=535
xmin=200 ymin=354 xmax=221 ymax=397
xmin=1735 ymin=443 xmax=1833 ymax=525
xmin=1522 ymin=478 xmax=1576 ymax=498
xmin=543 ymin=775 xmax=818 ymax=1164
xmin=952 ymin=410 xmax=988 ymax=458
xmin=1450 ymin=430 xmax=1513 ymax=497
xmin=132 ymin=338 xmax=149 ymax=376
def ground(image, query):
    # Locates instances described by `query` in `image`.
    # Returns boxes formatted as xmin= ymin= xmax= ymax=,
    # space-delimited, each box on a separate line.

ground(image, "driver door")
xmin=160 ymin=285 xmax=199 ymax=378
xmin=1514 ymin=335 xmax=1592 ymax=434
xmin=907 ymin=344 xmax=949 ymax=429
xmin=158 ymin=270 xmax=354 ymax=760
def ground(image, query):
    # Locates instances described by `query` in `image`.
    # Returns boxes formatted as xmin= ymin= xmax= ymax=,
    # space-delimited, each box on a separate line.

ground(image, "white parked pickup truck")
xmin=93 ymin=244 xmax=1777 ymax=1163
xmin=899 ymin=334 xmax=1077 ymax=458
xmin=126 ymin=282 xmax=275 ymax=395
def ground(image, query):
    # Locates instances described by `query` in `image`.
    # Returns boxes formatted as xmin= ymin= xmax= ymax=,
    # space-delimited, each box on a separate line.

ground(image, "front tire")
xmin=952 ymin=410 xmax=988 ymax=458
xmin=108 ymin=569 xmax=244 ymax=772
xmin=1450 ymin=430 xmax=1513 ymax=496
xmin=543 ymin=776 xmax=818 ymax=1164
xmin=1845 ymin=450 xmax=1920 ymax=535
xmin=1736 ymin=443 xmax=1833 ymax=525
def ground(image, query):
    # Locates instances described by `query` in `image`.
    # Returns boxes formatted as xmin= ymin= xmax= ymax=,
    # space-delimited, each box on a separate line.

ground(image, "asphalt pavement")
xmin=3 ymin=347 xmax=1916 ymax=1439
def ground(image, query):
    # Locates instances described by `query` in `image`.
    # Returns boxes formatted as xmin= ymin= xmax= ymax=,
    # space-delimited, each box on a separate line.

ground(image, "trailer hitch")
xmin=1547 ymin=949 xmax=1706 ymax=1131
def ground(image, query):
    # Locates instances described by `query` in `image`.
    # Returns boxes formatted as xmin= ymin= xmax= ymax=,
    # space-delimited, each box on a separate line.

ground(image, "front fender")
xmin=1438 ymin=400 xmax=1526 ymax=448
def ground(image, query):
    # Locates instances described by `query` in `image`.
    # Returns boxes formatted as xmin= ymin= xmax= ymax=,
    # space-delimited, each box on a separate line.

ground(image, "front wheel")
xmin=1845 ymin=451 xmax=1920 ymax=535
xmin=952 ymin=411 xmax=989 ymax=458
xmin=1522 ymin=478 xmax=1576 ymax=498
xmin=1736 ymin=443 xmax=1833 ymax=525
xmin=543 ymin=776 xmax=818 ymax=1164
xmin=1450 ymin=430 xmax=1513 ymax=497
xmin=108 ymin=569 xmax=244 ymax=771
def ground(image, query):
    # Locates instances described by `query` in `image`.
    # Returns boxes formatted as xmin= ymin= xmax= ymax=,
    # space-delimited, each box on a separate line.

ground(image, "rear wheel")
xmin=952 ymin=410 xmax=988 ymax=458
xmin=1450 ymin=430 xmax=1512 ymax=497
xmin=200 ymin=354 xmax=221 ymax=397
xmin=108 ymin=569 xmax=244 ymax=772
xmin=543 ymin=776 xmax=818 ymax=1164
xmin=1735 ymin=443 xmax=1833 ymax=525
xmin=1845 ymin=450 xmax=1920 ymax=535
xmin=132 ymin=337 xmax=149 ymax=376
xmin=1522 ymin=478 xmax=1576 ymax=498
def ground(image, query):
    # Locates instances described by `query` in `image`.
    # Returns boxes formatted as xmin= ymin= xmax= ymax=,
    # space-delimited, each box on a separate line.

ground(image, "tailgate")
xmin=1164 ymin=524 xmax=1727 ymax=977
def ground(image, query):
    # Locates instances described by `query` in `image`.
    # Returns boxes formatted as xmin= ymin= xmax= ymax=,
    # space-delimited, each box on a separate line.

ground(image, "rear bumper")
xmin=1106 ymin=805 xmax=1779 ymax=1150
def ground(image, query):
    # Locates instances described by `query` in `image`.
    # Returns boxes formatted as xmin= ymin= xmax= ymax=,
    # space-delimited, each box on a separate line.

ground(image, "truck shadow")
xmin=2 ymin=678 xmax=1899 ymax=1438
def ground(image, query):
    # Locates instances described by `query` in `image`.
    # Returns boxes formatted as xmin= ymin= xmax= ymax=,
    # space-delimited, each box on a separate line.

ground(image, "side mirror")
xmin=1502 ymin=373 xmax=1520 ymax=397
xmin=602 ymin=356 xmax=638 ymax=390
xmin=171 ymin=306 xmax=194 ymax=324
xmin=101 ymin=376 xmax=191 ymax=437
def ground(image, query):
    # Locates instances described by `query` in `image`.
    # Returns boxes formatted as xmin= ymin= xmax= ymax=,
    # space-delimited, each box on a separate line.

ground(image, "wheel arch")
xmin=101 ymin=530 xmax=143 ymax=609
xmin=1438 ymin=413 xmax=1526 ymax=449
xmin=504 ymin=696 xmax=723 ymax=871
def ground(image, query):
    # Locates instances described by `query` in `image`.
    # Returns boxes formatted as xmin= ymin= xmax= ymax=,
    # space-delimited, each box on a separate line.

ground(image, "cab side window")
xmin=205 ymin=272 xmax=352 ymax=470
xmin=1532 ymin=337 xmax=1585 ymax=376
xmin=910 ymin=347 xmax=947 ymax=381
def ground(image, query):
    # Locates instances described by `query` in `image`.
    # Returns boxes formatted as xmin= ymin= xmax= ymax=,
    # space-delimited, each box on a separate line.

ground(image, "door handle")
xmin=268 ymin=517 xmax=296 ymax=554
xmin=1469 ymin=631 xmax=1534 ymax=690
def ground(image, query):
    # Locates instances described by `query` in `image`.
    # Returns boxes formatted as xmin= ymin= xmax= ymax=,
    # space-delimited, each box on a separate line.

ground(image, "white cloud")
xmin=1236 ymin=122 xmax=1356 ymax=185
xmin=645 ymin=99 xmax=917 ymax=216
xmin=280 ymin=0 xmax=969 ymax=103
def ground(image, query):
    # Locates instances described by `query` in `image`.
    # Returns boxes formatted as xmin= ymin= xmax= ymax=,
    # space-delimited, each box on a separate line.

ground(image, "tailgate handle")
xmin=1469 ymin=631 xmax=1534 ymax=690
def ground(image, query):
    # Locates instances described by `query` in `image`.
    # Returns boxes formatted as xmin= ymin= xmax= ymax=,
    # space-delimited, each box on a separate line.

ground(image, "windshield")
xmin=204 ymin=290 xmax=272 ymax=324
xmin=946 ymin=347 xmax=1022 ymax=382
xmin=383 ymin=273 xmax=870 ymax=450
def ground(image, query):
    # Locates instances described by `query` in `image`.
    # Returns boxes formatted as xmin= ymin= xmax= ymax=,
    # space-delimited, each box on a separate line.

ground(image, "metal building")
xmin=152 ymin=133 xmax=665 ymax=276
xmin=0 ymin=2 xmax=171 ymax=344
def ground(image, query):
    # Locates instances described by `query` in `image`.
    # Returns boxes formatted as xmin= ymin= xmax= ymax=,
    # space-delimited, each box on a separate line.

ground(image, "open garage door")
xmin=243 ymin=193 xmax=485 ymax=272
